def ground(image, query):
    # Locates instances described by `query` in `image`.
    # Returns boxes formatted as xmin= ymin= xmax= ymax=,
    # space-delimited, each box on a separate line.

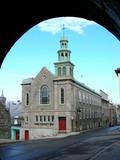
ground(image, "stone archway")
xmin=0 ymin=0 xmax=120 ymax=66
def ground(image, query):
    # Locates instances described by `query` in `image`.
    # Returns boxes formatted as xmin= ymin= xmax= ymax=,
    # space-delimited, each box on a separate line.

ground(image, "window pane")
xmin=26 ymin=93 xmax=29 ymax=105
xmin=40 ymin=116 xmax=42 ymax=122
xmin=48 ymin=116 xmax=50 ymax=121
xmin=61 ymin=88 xmax=64 ymax=104
xmin=36 ymin=115 xmax=38 ymax=122
xmin=40 ymin=85 xmax=49 ymax=104
xmin=58 ymin=67 xmax=61 ymax=76
xmin=63 ymin=67 xmax=66 ymax=76
xmin=52 ymin=115 xmax=54 ymax=122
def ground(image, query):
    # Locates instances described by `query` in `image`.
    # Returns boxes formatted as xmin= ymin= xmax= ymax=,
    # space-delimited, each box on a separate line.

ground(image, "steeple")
xmin=0 ymin=90 xmax=6 ymax=105
xmin=1 ymin=90 xmax=4 ymax=97
xmin=58 ymin=25 xmax=71 ymax=62
xmin=54 ymin=26 xmax=74 ymax=79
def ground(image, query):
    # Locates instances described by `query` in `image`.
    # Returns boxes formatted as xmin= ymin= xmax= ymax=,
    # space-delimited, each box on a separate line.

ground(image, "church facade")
xmin=21 ymin=36 xmax=102 ymax=140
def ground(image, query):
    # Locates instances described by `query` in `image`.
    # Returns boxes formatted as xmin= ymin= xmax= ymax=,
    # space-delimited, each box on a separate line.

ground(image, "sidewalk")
xmin=0 ymin=139 xmax=21 ymax=145
xmin=0 ymin=131 xmax=85 ymax=145
xmin=0 ymin=129 xmax=91 ymax=145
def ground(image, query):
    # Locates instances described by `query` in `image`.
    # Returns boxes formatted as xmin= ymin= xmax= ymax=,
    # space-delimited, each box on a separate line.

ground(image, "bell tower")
xmin=54 ymin=26 xmax=74 ymax=79
xmin=58 ymin=37 xmax=70 ymax=62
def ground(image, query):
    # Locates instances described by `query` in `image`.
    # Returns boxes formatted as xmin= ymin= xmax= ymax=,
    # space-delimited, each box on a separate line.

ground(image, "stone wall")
xmin=0 ymin=102 xmax=11 ymax=139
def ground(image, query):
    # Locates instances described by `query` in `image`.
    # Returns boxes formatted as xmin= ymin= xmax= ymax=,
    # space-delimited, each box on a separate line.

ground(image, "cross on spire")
xmin=62 ymin=24 xmax=65 ymax=37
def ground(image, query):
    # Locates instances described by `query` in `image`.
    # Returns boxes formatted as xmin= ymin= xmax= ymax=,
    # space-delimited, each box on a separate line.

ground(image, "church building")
xmin=20 ymin=35 xmax=102 ymax=140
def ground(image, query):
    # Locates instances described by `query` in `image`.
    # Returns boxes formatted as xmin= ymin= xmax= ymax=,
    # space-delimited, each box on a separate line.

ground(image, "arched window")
xmin=40 ymin=85 xmax=49 ymax=104
xmin=61 ymin=88 xmax=64 ymax=104
xmin=25 ymin=93 xmax=29 ymax=105
xmin=61 ymin=43 xmax=64 ymax=48
xmin=58 ymin=67 xmax=61 ymax=76
xmin=36 ymin=115 xmax=38 ymax=122
xmin=63 ymin=67 xmax=66 ymax=76
xmin=70 ymin=68 xmax=73 ymax=77
xmin=61 ymin=53 xmax=64 ymax=57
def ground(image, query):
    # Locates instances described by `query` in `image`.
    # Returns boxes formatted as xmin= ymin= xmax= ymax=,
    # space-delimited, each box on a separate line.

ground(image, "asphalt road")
xmin=1 ymin=126 xmax=120 ymax=160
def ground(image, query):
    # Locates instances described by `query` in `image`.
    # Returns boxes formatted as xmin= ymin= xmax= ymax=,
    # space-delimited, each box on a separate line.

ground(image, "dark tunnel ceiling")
xmin=0 ymin=0 xmax=120 ymax=67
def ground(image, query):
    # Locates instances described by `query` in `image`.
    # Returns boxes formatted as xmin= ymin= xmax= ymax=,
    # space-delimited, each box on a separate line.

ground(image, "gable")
xmin=30 ymin=67 xmax=55 ymax=107
xmin=31 ymin=67 xmax=54 ymax=88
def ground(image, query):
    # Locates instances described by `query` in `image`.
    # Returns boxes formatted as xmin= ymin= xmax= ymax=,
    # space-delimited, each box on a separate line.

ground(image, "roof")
xmin=0 ymin=101 xmax=9 ymax=113
xmin=60 ymin=36 xmax=68 ymax=41
xmin=21 ymin=78 xmax=33 ymax=85
xmin=74 ymin=80 xmax=100 ymax=96
xmin=40 ymin=67 xmax=55 ymax=77
xmin=54 ymin=78 xmax=100 ymax=96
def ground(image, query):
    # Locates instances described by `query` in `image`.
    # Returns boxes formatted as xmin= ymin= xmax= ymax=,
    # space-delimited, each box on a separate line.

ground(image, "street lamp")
xmin=71 ymin=116 xmax=74 ymax=132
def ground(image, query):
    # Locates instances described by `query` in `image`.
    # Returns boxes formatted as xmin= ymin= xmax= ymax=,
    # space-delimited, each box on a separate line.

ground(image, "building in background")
xmin=114 ymin=68 xmax=120 ymax=125
xmin=115 ymin=104 xmax=120 ymax=125
xmin=115 ymin=68 xmax=120 ymax=98
xmin=100 ymin=90 xmax=109 ymax=127
xmin=108 ymin=102 xmax=117 ymax=126
xmin=8 ymin=100 xmax=23 ymax=140
xmin=7 ymin=100 xmax=22 ymax=117
xmin=0 ymin=91 xmax=11 ymax=139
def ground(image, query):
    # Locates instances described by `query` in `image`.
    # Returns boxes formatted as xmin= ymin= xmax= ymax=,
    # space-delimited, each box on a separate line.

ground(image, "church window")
xmin=62 ymin=43 xmax=64 ymax=47
xmin=25 ymin=93 xmax=29 ymax=106
xmin=40 ymin=116 xmax=42 ymax=122
xmin=63 ymin=67 xmax=66 ymax=76
xmin=52 ymin=115 xmax=54 ymax=122
xmin=48 ymin=115 xmax=50 ymax=121
xmin=61 ymin=88 xmax=64 ymax=104
xmin=44 ymin=116 xmax=46 ymax=122
xmin=61 ymin=53 xmax=64 ymax=57
xmin=26 ymin=116 xmax=28 ymax=121
xmin=70 ymin=68 xmax=73 ymax=76
xmin=58 ymin=67 xmax=61 ymax=76
xmin=65 ymin=53 xmax=68 ymax=57
xmin=40 ymin=85 xmax=49 ymax=104
xmin=79 ymin=91 xmax=81 ymax=102
xmin=36 ymin=115 xmax=38 ymax=122
xmin=58 ymin=53 xmax=60 ymax=61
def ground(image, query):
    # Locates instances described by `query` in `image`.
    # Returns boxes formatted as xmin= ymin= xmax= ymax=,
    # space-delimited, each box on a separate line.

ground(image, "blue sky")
xmin=0 ymin=17 xmax=120 ymax=104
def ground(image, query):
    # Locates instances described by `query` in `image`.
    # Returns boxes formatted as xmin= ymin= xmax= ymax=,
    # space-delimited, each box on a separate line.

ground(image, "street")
xmin=1 ymin=126 xmax=120 ymax=160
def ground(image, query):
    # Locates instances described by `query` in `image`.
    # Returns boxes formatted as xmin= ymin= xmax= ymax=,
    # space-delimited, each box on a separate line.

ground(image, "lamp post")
xmin=71 ymin=116 xmax=74 ymax=132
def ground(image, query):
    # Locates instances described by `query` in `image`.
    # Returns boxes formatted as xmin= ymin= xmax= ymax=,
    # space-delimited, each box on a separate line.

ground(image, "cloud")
xmin=37 ymin=17 xmax=97 ymax=35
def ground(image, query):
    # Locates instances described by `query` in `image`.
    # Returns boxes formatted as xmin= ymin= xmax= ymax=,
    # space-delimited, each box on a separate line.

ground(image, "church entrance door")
xmin=16 ymin=130 xmax=19 ymax=140
xmin=59 ymin=117 xmax=66 ymax=133
xmin=24 ymin=130 xmax=29 ymax=140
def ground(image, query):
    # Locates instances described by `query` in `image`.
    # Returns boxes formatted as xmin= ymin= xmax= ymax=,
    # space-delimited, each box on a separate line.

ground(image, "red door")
xmin=59 ymin=117 xmax=66 ymax=133
xmin=16 ymin=130 xmax=19 ymax=140
xmin=24 ymin=130 xmax=29 ymax=140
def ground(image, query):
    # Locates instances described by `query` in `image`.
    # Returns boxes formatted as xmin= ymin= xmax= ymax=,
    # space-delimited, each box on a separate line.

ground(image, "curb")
xmin=0 ymin=140 xmax=23 ymax=145
xmin=0 ymin=129 xmax=90 ymax=145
